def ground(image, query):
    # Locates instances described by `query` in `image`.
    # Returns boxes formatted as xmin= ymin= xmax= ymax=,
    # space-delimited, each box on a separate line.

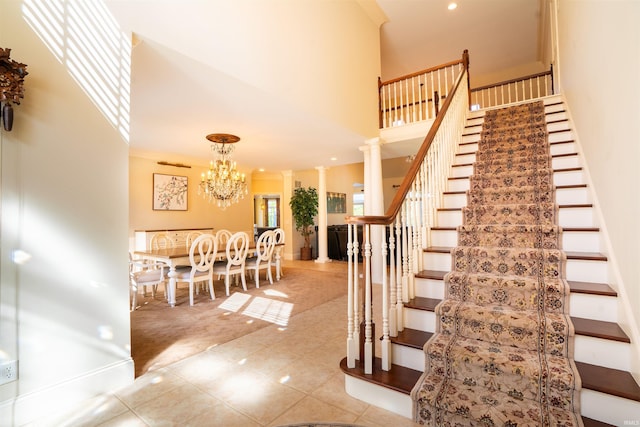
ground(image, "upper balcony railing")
xmin=470 ymin=67 xmax=554 ymax=109
xmin=378 ymin=52 xmax=469 ymax=129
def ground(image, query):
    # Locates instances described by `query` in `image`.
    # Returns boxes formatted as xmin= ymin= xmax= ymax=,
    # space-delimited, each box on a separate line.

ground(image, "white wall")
xmin=557 ymin=0 xmax=640 ymax=377
xmin=0 ymin=1 xmax=133 ymax=424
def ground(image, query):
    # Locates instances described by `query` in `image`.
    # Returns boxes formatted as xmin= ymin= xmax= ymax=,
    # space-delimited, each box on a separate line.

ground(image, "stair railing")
xmin=346 ymin=52 xmax=470 ymax=374
xmin=378 ymin=53 xmax=469 ymax=129
xmin=470 ymin=66 xmax=554 ymax=109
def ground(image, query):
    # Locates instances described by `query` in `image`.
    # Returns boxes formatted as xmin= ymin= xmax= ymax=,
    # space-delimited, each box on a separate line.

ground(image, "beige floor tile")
xmin=94 ymin=410 xmax=148 ymax=427
xmin=311 ymin=373 xmax=369 ymax=416
xmin=356 ymin=404 xmax=423 ymax=427
xmin=210 ymin=373 xmax=305 ymax=425
xmin=133 ymin=383 xmax=224 ymax=426
xmin=182 ymin=400 xmax=261 ymax=427
xmin=263 ymin=357 xmax=338 ymax=394
xmin=267 ymin=395 xmax=359 ymax=427
xmin=115 ymin=369 xmax=186 ymax=408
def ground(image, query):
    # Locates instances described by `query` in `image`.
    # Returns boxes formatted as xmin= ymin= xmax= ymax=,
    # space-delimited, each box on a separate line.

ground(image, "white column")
xmin=315 ymin=166 xmax=331 ymax=263
xmin=363 ymin=137 xmax=385 ymax=284
xmin=282 ymin=170 xmax=294 ymax=261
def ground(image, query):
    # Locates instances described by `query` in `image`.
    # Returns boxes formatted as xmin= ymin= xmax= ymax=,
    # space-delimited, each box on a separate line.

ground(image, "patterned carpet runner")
xmin=411 ymin=101 xmax=583 ymax=426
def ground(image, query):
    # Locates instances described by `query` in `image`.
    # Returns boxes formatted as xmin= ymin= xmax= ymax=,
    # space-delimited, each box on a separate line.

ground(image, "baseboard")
xmin=0 ymin=358 xmax=134 ymax=426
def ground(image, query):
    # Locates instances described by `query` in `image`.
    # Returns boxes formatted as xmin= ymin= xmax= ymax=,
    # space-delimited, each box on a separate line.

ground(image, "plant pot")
xmin=300 ymin=247 xmax=312 ymax=260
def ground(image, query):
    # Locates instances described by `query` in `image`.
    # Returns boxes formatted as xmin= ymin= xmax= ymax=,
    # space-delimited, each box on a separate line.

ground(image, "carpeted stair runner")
xmin=411 ymin=101 xmax=583 ymax=426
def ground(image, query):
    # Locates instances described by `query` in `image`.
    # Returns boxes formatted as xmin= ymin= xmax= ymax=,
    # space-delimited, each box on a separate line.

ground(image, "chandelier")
xmin=198 ymin=133 xmax=248 ymax=209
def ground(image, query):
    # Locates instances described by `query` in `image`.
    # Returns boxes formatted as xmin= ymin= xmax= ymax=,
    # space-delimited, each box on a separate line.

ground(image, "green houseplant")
xmin=289 ymin=186 xmax=318 ymax=260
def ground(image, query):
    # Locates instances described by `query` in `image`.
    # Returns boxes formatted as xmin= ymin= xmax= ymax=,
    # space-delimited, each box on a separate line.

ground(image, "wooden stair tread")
xmin=340 ymin=357 xmax=420 ymax=395
xmin=563 ymin=227 xmax=599 ymax=232
xmin=430 ymin=227 xmax=457 ymax=231
xmin=576 ymin=361 xmax=640 ymax=402
xmin=581 ymin=418 xmax=615 ymax=427
xmin=559 ymin=203 xmax=593 ymax=209
xmin=390 ymin=328 xmax=433 ymax=349
xmin=565 ymin=251 xmax=607 ymax=261
xmin=425 ymin=246 xmax=451 ymax=253
xmin=415 ymin=269 xmax=447 ymax=280
xmin=415 ymin=270 xmax=616 ymax=297
xmin=569 ymin=280 xmax=616 ymax=296
xmin=571 ymin=317 xmax=630 ymax=343
xmin=405 ymin=297 xmax=440 ymax=311
xmin=557 ymin=183 xmax=588 ymax=189
xmin=341 ymin=358 xmax=619 ymax=426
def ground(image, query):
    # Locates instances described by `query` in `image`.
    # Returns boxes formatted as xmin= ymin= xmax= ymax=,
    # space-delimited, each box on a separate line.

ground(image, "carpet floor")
xmin=131 ymin=261 xmax=349 ymax=377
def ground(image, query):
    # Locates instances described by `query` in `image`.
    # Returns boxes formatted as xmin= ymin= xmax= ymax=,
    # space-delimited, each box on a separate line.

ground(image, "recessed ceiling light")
xmin=330 ymin=157 xmax=337 ymax=161
xmin=258 ymin=168 xmax=265 ymax=172
xmin=448 ymin=2 xmax=457 ymax=10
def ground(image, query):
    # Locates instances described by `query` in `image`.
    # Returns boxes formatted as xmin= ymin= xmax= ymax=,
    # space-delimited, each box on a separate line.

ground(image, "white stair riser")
xmin=550 ymin=142 xmax=577 ymax=156
xmin=430 ymin=229 xmax=457 ymax=247
xmin=570 ymin=292 xmax=617 ymax=322
xmin=447 ymin=179 xmax=469 ymax=192
xmin=548 ymin=130 xmax=573 ymax=143
xmin=562 ymin=231 xmax=601 ymax=253
xmin=404 ymin=307 xmax=436 ymax=332
xmin=544 ymin=103 xmax=565 ymax=114
xmin=458 ymin=142 xmax=478 ymax=154
xmin=389 ymin=335 xmax=630 ymax=380
xmin=546 ymin=111 xmax=567 ymax=122
xmin=424 ymin=252 xmax=451 ymax=271
xmin=442 ymin=193 xmax=467 ymax=209
xmin=559 ymin=207 xmax=595 ymax=228
xmin=580 ymin=389 xmax=640 ymax=426
xmin=437 ymin=210 xmax=463 ymax=228
xmin=574 ymin=335 xmax=630 ymax=372
xmin=552 ymin=155 xmax=580 ymax=169
xmin=455 ymin=153 xmax=475 ymax=165
xmin=548 ymin=122 xmax=570 ymax=133
xmin=556 ymin=187 xmax=590 ymax=205
xmin=414 ymin=277 xmax=445 ymax=300
xmin=565 ymin=259 xmax=608 ymax=283
xmin=451 ymin=165 xmax=473 ymax=178
xmin=392 ymin=343 xmax=425 ymax=371
xmin=461 ymin=135 xmax=480 ymax=144
xmin=554 ymin=170 xmax=584 ymax=186
xmin=344 ymin=376 xmax=413 ymax=418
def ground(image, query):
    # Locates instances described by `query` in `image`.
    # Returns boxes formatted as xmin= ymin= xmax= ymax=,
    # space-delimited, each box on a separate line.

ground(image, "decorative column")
xmin=282 ymin=170 xmax=294 ymax=261
xmin=361 ymin=137 xmax=385 ymax=283
xmin=315 ymin=166 xmax=331 ymax=263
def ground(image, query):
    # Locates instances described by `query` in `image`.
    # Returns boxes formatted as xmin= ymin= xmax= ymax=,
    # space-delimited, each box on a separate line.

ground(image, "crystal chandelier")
xmin=198 ymin=133 xmax=248 ymax=209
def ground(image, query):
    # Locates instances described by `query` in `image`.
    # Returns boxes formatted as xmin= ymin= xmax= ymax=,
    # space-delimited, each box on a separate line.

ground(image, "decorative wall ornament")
xmin=0 ymin=48 xmax=28 ymax=132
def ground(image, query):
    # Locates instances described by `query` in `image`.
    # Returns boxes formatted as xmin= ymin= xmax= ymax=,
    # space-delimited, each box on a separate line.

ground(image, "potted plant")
xmin=289 ymin=186 xmax=318 ymax=260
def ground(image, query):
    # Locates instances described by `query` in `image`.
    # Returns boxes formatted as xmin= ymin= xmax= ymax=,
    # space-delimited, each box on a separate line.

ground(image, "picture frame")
xmin=327 ymin=192 xmax=346 ymax=214
xmin=153 ymin=173 xmax=188 ymax=211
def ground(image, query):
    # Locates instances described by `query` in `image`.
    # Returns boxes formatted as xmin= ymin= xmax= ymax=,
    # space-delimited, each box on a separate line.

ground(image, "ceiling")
xmin=111 ymin=0 xmax=543 ymax=175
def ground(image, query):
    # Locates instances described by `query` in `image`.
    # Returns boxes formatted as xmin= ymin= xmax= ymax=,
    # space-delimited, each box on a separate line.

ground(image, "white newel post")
xmin=315 ymin=166 xmax=330 ymax=263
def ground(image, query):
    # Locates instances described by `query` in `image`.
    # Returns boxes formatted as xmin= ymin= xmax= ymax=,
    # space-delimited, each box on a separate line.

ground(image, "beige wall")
xmin=0 ymin=1 xmax=132 ymax=423
xmin=557 ymin=0 xmax=640 ymax=381
xmin=129 ymin=156 xmax=254 ymax=247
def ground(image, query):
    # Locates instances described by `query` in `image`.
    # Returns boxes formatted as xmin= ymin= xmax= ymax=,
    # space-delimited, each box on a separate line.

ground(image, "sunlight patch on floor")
xmin=242 ymin=296 xmax=293 ymax=326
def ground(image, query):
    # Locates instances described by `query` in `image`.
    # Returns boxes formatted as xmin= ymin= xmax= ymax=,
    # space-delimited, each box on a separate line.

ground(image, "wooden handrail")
xmin=471 ymin=69 xmax=552 ymax=92
xmin=347 ymin=57 xmax=468 ymax=226
xmin=379 ymin=58 xmax=464 ymax=87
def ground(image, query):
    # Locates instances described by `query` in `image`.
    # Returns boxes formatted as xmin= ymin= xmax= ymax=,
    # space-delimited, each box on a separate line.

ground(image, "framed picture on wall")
xmin=153 ymin=173 xmax=188 ymax=211
xmin=327 ymin=192 xmax=346 ymax=214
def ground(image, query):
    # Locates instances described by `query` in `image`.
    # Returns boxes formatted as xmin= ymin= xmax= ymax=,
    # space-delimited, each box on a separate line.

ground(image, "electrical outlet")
xmin=0 ymin=360 xmax=18 ymax=385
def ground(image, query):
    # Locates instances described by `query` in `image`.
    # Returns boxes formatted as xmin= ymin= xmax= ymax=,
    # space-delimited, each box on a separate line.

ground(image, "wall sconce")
xmin=0 ymin=48 xmax=28 ymax=132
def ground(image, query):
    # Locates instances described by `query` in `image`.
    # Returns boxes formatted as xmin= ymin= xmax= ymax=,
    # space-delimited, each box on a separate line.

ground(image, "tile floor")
xmin=34 ymin=261 xmax=421 ymax=427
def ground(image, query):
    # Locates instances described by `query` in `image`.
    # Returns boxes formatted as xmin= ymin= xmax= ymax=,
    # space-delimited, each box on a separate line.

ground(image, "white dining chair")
xmin=212 ymin=231 xmax=249 ymax=296
xmin=150 ymin=232 xmax=175 ymax=250
xmin=245 ymin=229 xmax=276 ymax=289
xmin=174 ymin=233 xmax=218 ymax=306
xmin=185 ymin=231 xmax=203 ymax=250
xmin=272 ymin=228 xmax=285 ymax=280
xmin=129 ymin=252 xmax=167 ymax=311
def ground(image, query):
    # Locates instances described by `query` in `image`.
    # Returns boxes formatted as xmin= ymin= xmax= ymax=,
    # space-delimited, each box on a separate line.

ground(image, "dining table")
xmin=134 ymin=242 xmax=283 ymax=307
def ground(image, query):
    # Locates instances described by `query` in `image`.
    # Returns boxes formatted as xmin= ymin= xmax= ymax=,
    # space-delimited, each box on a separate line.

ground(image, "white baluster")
xmin=347 ymin=223 xmax=356 ymax=368
xmin=395 ymin=216 xmax=404 ymax=331
xmin=353 ymin=225 xmax=360 ymax=361
xmin=381 ymin=231 xmax=391 ymax=371
xmin=389 ymin=224 xmax=397 ymax=337
xmin=363 ymin=225 xmax=373 ymax=374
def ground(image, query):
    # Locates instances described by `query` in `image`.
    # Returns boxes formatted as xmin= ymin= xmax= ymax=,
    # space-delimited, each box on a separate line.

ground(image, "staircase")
xmin=341 ymin=95 xmax=640 ymax=426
